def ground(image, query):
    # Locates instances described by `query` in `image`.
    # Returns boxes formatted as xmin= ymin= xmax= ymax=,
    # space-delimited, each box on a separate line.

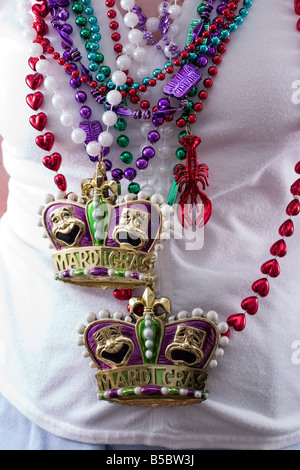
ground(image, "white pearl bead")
xmin=133 ymin=46 xmax=147 ymax=63
xmin=168 ymin=4 xmax=182 ymax=19
xmin=178 ymin=311 xmax=189 ymax=319
xmin=124 ymin=11 xmax=139 ymax=28
xmin=29 ymin=42 xmax=44 ymax=57
xmin=52 ymin=94 xmax=66 ymax=109
xmin=98 ymin=309 xmax=110 ymax=318
xmin=158 ymin=144 xmax=171 ymax=159
xmin=219 ymin=336 xmax=229 ymax=347
xmin=209 ymin=359 xmax=218 ymax=368
xmin=139 ymin=123 xmax=152 ymax=137
xmin=192 ymin=308 xmax=203 ymax=317
xmin=146 ymin=17 xmax=159 ymax=32
xmin=206 ymin=310 xmax=219 ymax=323
xmin=23 ymin=27 xmax=36 ymax=41
xmin=98 ymin=131 xmax=113 ymax=147
xmin=19 ymin=14 xmax=32 ymax=27
xmin=111 ymin=70 xmax=127 ymax=86
xmin=158 ymin=2 xmax=166 ymax=15
xmin=151 ymin=193 xmax=164 ymax=204
xmin=35 ymin=59 xmax=50 ymax=74
xmin=86 ymin=141 xmax=101 ymax=157
xmin=71 ymin=127 xmax=86 ymax=144
xmin=106 ymin=89 xmax=122 ymax=106
xmin=215 ymin=348 xmax=224 ymax=358
xmin=217 ymin=322 xmax=229 ymax=334
xmin=143 ymin=328 xmax=154 ymax=339
xmin=122 ymin=43 xmax=135 ymax=57
xmin=145 ymin=350 xmax=153 ymax=359
xmin=169 ymin=24 xmax=180 ymax=38
xmin=120 ymin=0 xmax=135 ymax=10
xmin=85 ymin=312 xmax=97 ymax=322
xmin=116 ymin=54 xmax=132 ymax=70
xmin=60 ymin=111 xmax=74 ymax=127
xmin=44 ymin=75 xmax=58 ymax=91
xmin=137 ymin=66 xmax=150 ymax=81
xmin=128 ymin=28 xmax=145 ymax=45
xmin=102 ymin=110 xmax=118 ymax=126
xmin=145 ymin=339 xmax=154 ymax=349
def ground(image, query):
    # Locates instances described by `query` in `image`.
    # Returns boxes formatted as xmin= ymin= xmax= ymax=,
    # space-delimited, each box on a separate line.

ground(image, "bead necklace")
xmin=21 ymin=0 xmax=300 ymax=405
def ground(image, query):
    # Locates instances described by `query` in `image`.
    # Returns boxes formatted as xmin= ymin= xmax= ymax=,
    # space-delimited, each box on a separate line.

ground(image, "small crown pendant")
xmin=39 ymin=161 xmax=165 ymax=289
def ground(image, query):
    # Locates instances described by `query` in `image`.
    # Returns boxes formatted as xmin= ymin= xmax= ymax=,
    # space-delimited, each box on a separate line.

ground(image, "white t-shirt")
xmin=0 ymin=0 xmax=300 ymax=450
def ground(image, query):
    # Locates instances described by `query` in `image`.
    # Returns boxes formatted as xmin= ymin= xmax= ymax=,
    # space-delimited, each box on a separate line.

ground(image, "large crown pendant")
xmin=78 ymin=286 xmax=227 ymax=407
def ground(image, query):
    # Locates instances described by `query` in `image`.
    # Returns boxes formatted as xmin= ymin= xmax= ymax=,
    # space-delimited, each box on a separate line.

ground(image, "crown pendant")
xmin=78 ymin=287 xmax=227 ymax=407
xmin=40 ymin=161 xmax=164 ymax=289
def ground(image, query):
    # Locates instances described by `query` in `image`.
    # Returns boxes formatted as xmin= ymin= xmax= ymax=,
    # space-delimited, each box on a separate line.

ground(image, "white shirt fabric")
xmin=0 ymin=0 xmax=300 ymax=450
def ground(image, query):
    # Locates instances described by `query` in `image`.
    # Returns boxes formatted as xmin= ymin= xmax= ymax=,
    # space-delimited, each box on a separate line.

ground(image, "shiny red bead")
xmin=278 ymin=219 xmax=294 ymax=237
xmin=120 ymin=90 xmax=127 ymax=98
xmin=217 ymin=44 xmax=227 ymax=54
xmin=111 ymin=32 xmax=120 ymax=42
xmin=208 ymin=66 xmax=218 ymax=76
xmin=187 ymin=114 xmax=197 ymax=124
xmin=126 ymin=77 xmax=134 ymax=86
xmin=198 ymin=90 xmax=208 ymax=100
xmin=81 ymin=75 xmax=88 ymax=83
xmin=99 ymin=86 xmax=107 ymax=93
xmin=252 ymin=278 xmax=269 ymax=297
xmin=140 ymin=100 xmax=150 ymax=110
xmin=57 ymin=58 xmax=66 ymax=66
xmin=64 ymin=63 xmax=72 ymax=72
xmin=286 ymin=199 xmax=300 ymax=216
xmin=241 ymin=296 xmax=259 ymax=315
xmin=157 ymin=73 xmax=165 ymax=81
xmin=295 ymin=0 xmax=300 ymax=15
xmin=194 ymin=102 xmax=203 ymax=112
xmin=295 ymin=161 xmax=300 ymax=174
xmin=105 ymin=0 xmax=115 ymax=6
xmin=270 ymin=239 xmax=287 ymax=258
xmin=90 ymin=81 xmax=97 ymax=88
xmin=109 ymin=21 xmax=119 ymax=30
xmin=212 ymin=55 xmax=222 ymax=65
xmin=114 ymin=44 xmax=123 ymax=53
xmin=227 ymin=313 xmax=246 ymax=332
xmin=52 ymin=52 xmax=60 ymax=60
xmin=107 ymin=9 xmax=116 ymax=19
xmin=166 ymin=66 xmax=174 ymax=74
xmin=180 ymin=51 xmax=189 ymax=59
xmin=71 ymin=70 xmax=79 ymax=78
xmin=29 ymin=112 xmax=47 ymax=131
xmin=54 ymin=174 xmax=67 ymax=192
xmin=203 ymin=78 xmax=213 ymax=88
xmin=46 ymin=46 xmax=54 ymax=54
xmin=188 ymin=44 xmax=195 ymax=52
xmin=130 ymin=95 xmax=140 ymax=103
xmin=148 ymin=79 xmax=156 ymax=87
xmin=209 ymin=24 xmax=217 ymax=33
xmin=176 ymin=118 xmax=186 ymax=128
xmin=139 ymin=84 xmax=147 ymax=93
xmin=290 ymin=178 xmax=300 ymax=196
xmin=174 ymin=59 xmax=182 ymax=67
xmin=261 ymin=259 xmax=280 ymax=278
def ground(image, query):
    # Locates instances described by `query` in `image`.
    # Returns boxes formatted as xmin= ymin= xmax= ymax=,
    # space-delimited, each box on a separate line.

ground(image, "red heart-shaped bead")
xmin=28 ymin=57 xmax=39 ymax=71
xmin=295 ymin=161 xmax=300 ymax=174
xmin=286 ymin=199 xmax=300 ymax=216
xmin=270 ymin=239 xmax=287 ymax=258
xmin=227 ymin=314 xmax=246 ymax=332
xmin=252 ymin=278 xmax=269 ymax=297
xmin=33 ymin=18 xmax=48 ymax=36
xmin=261 ymin=259 xmax=280 ymax=278
xmin=113 ymin=289 xmax=132 ymax=301
xmin=278 ymin=219 xmax=294 ymax=237
xmin=34 ymin=36 xmax=50 ymax=51
xmin=290 ymin=178 xmax=300 ymax=196
xmin=29 ymin=112 xmax=47 ymax=131
xmin=32 ymin=2 xmax=50 ymax=18
xmin=54 ymin=174 xmax=67 ymax=192
xmin=43 ymin=153 xmax=62 ymax=172
xmin=36 ymin=132 xmax=55 ymax=151
xmin=26 ymin=92 xmax=44 ymax=111
xmin=25 ymin=73 xmax=43 ymax=90
xmin=241 ymin=296 xmax=258 ymax=315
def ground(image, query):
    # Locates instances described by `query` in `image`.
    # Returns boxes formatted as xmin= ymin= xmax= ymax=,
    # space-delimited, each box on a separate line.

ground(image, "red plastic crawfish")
xmin=173 ymin=135 xmax=212 ymax=228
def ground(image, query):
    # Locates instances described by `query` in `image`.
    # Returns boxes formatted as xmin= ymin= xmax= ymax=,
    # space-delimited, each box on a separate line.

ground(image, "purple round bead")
xmin=157 ymin=98 xmax=170 ymax=109
xmin=58 ymin=8 xmax=69 ymax=21
xmin=147 ymin=130 xmax=160 ymax=144
xmin=103 ymin=158 xmax=112 ymax=170
xmin=124 ymin=167 xmax=137 ymax=180
xmin=111 ymin=168 xmax=124 ymax=181
xmin=136 ymin=158 xmax=148 ymax=170
xmin=80 ymin=106 xmax=92 ymax=119
xmin=152 ymin=116 xmax=164 ymax=127
xmin=75 ymin=91 xmax=87 ymax=103
xmin=197 ymin=56 xmax=208 ymax=67
xmin=142 ymin=146 xmax=155 ymax=159
xmin=70 ymin=77 xmax=81 ymax=88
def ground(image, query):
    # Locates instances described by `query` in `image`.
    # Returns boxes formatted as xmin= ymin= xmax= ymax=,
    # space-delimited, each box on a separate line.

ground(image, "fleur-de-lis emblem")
xmin=81 ymin=160 xmax=119 ymax=204
xmin=129 ymin=287 xmax=171 ymax=319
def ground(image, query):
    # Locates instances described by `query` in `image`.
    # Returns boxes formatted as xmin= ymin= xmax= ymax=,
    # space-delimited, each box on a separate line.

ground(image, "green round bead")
xmin=178 ymin=130 xmax=188 ymax=139
xmin=120 ymin=151 xmax=133 ymax=164
xmin=188 ymin=86 xmax=198 ymax=97
xmin=80 ymin=28 xmax=91 ymax=39
xmin=128 ymin=182 xmax=140 ymax=194
xmin=72 ymin=3 xmax=84 ymax=13
xmin=99 ymin=65 xmax=111 ymax=77
xmin=94 ymin=52 xmax=104 ymax=63
xmin=117 ymin=135 xmax=129 ymax=148
xmin=176 ymin=147 xmax=187 ymax=160
xmin=76 ymin=15 xmax=87 ymax=26
xmin=114 ymin=118 xmax=127 ymax=132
